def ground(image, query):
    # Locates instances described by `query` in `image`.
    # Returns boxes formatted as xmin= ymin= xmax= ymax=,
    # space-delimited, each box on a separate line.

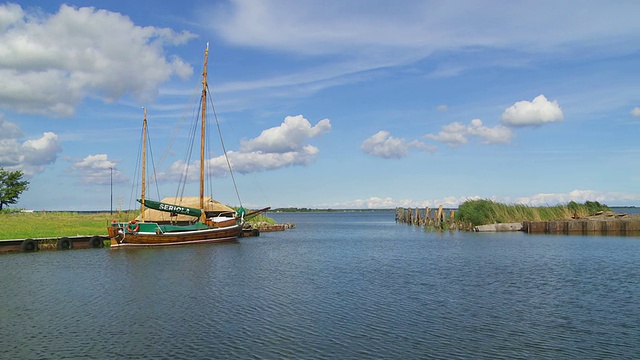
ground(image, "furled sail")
xmin=137 ymin=199 xmax=202 ymax=218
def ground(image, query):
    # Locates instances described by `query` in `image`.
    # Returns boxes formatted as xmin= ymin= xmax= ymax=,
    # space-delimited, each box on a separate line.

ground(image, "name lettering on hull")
xmin=159 ymin=204 xmax=191 ymax=215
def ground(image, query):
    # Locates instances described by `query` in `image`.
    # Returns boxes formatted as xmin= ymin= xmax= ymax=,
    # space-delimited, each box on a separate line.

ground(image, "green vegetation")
xmin=455 ymin=199 xmax=610 ymax=226
xmin=0 ymin=209 xmax=276 ymax=240
xmin=246 ymin=212 xmax=277 ymax=225
xmin=0 ymin=211 xmax=125 ymax=240
xmin=0 ymin=168 xmax=29 ymax=211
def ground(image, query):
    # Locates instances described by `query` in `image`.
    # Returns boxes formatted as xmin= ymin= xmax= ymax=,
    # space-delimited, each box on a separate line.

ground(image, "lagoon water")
xmin=2 ymin=211 xmax=639 ymax=359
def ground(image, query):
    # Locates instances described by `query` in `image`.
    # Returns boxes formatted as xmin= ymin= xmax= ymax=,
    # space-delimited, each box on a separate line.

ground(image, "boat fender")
xmin=126 ymin=220 xmax=140 ymax=233
xmin=21 ymin=239 xmax=38 ymax=252
xmin=57 ymin=237 xmax=73 ymax=250
xmin=89 ymin=236 xmax=103 ymax=248
xmin=252 ymin=229 xmax=260 ymax=237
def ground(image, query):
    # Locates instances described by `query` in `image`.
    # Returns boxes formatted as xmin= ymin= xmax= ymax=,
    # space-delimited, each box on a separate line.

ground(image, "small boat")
xmin=108 ymin=43 xmax=260 ymax=248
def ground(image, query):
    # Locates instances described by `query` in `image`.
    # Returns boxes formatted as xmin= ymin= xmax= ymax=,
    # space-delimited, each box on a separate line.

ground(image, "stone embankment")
xmin=476 ymin=212 xmax=640 ymax=235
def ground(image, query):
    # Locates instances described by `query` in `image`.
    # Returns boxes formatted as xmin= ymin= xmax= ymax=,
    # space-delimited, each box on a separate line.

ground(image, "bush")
xmin=456 ymin=199 xmax=497 ymax=226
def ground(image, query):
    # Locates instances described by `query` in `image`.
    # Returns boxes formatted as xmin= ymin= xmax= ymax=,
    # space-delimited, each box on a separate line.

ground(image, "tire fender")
xmin=21 ymin=239 xmax=38 ymax=252
xmin=57 ymin=237 xmax=73 ymax=250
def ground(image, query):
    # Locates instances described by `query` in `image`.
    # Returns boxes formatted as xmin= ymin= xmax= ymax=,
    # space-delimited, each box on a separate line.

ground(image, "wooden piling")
xmin=395 ymin=206 xmax=463 ymax=230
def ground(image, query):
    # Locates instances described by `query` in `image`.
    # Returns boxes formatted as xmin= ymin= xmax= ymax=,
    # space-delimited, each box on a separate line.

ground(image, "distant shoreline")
xmin=12 ymin=205 xmax=639 ymax=213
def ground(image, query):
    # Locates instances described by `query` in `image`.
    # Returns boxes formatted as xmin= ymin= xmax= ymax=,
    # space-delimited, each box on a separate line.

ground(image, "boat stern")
xmin=107 ymin=223 xmax=125 ymax=247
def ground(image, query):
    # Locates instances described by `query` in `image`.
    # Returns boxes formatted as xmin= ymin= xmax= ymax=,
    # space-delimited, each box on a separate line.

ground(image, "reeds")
xmin=455 ymin=199 xmax=609 ymax=226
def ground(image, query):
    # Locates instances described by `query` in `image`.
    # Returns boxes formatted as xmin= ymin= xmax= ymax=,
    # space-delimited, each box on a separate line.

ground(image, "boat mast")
xmin=141 ymin=107 xmax=147 ymax=222
xmin=200 ymin=43 xmax=209 ymax=211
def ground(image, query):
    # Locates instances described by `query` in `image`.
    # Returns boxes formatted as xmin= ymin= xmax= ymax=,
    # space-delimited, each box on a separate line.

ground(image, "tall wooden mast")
xmin=200 ymin=43 xmax=209 ymax=211
xmin=141 ymin=107 xmax=147 ymax=222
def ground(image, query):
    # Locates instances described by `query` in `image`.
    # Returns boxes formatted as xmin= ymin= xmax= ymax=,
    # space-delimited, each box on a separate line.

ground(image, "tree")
xmin=0 ymin=168 xmax=29 ymax=211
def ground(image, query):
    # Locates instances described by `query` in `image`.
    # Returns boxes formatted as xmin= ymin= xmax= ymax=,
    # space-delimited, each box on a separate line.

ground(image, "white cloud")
xmin=631 ymin=107 xmax=640 ymax=117
xmin=425 ymin=119 xmax=514 ymax=146
xmin=425 ymin=122 xmax=469 ymax=146
xmin=22 ymin=132 xmax=61 ymax=166
xmin=361 ymin=131 xmax=409 ymax=159
xmin=240 ymin=115 xmax=330 ymax=153
xmin=0 ymin=116 xmax=61 ymax=176
xmin=360 ymin=131 xmax=434 ymax=159
xmin=70 ymin=154 xmax=127 ymax=185
xmin=159 ymin=115 xmax=331 ymax=180
xmin=501 ymin=94 xmax=564 ymax=127
xmin=467 ymin=119 xmax=514 ymax=144
xmin=0 ymin=4 xmax=195 ymax=116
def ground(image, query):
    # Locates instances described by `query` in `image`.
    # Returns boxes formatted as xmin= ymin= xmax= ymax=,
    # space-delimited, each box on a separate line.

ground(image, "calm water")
xmin=1 ymin=211 xmax=639 ymax=359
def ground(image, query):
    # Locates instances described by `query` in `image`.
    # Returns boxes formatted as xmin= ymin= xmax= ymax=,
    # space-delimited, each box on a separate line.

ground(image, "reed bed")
xmin=455 ymin=200 xmax=610 ymax=226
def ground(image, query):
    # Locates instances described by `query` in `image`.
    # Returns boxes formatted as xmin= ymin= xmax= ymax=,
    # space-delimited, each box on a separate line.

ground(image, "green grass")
xmin=0 ymin=209 xmax=277 ymax=240
xmin=0 ymin=211 xmax=133 ymax=240
xmin=455 ymin=199 xmax=610 ymax=226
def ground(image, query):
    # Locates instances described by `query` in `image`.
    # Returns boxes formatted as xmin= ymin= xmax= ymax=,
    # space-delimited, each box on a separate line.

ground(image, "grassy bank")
xmin=0 ymin=211 xmax=133 ymax=240
xmin=455 ymin=200 xmax=610 ymax=227
xmin=0 ymin=210 xmax=276 ymax=240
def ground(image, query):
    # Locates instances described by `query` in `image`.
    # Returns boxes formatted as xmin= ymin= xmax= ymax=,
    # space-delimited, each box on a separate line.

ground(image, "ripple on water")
xmin=1 ymin=214 xmax=640 ymax=359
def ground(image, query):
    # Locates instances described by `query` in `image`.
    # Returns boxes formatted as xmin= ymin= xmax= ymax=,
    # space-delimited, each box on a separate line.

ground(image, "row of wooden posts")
xmin=395 ymin=206 xmax=473 ymax=231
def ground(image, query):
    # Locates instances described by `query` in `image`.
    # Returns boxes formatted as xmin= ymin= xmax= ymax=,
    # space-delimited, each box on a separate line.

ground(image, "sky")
xmin=1 ymin=0 xmax=639 ymax=211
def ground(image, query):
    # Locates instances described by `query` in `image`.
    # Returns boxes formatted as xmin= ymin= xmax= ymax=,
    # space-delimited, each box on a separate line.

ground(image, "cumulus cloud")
xmin=501 ymin=94 xmax=564 ymax=127
xmin=361 ymin=131 xmax=409 ymax=159
xmin=0 ymin=116 xmax=61 ymax=176
xmin=0 ymin=4 xmax=195 ymax=116
xmin=631 ymin=107 xmax=640 ymax=117
xmin=360 ymin=131 xmax=435 ymax=159
xmin=70 ymin=154 xmax=127 ymax=185
xmin=425 ymin=119 xmax=514 ymax=146
xmin=240 ymin=115 xmax=331 ymax=153
xmin=159 ymin=115 xmax=331 ymax=181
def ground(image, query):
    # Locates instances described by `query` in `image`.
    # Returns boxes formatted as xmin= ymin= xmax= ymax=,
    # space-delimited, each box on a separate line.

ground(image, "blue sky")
xmin=1 ymin=0 xmax=639 ymax=211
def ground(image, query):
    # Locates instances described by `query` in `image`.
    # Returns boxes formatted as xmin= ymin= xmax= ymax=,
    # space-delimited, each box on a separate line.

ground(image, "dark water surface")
xmin=2 ymin=211 xmax=639 ymax=359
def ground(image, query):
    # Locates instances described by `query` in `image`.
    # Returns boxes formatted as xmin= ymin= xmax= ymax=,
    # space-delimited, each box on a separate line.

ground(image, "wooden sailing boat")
xmin=107 ymin=44 xmax=246 ymax=248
